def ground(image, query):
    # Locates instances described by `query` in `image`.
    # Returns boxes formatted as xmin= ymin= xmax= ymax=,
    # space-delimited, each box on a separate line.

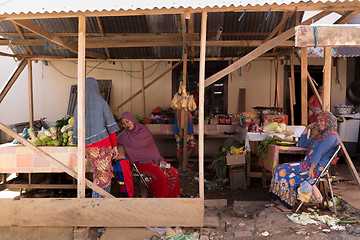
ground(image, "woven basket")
xmin=335 ymin=106 xmax=353 ymax=115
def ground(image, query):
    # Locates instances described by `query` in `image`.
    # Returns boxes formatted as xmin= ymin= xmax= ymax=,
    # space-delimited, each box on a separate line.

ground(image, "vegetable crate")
xmin=226 ymin=153 xmax=247 ymax=190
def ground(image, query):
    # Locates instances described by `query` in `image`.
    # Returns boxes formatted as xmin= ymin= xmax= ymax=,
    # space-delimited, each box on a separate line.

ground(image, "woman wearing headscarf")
xmin=117 ymin=112 xmax=181 ymax=198
xmin=268 ymin=111 xmax=339 ymax=212
xmin=72 ymin=77 xmax=120 ymax=198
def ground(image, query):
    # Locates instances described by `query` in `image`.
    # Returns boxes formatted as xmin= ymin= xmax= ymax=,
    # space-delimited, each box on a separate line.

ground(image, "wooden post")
xmin=323 ymin=47 xmax=332 ymax=111
xmin=289 ymin=77 xmax=294 ymax=125
xmin=0 ymin=59 xmax=27 ymax=103
xmin=27 ymin=60 xmax=34 ymax=128
xmin=274 ymin=56 xmax=280 ymax=107
xmin=198 ymin=11 xmax=207 ymax=200
xmin=141 ymin=61 xmax=146 ymax=117
xmin=301 ymin=47 xmax=308 ymax=125
xmin=290 ymin=52 xmax=296 ymax=105
xmin=182 ymin=53 xmax=188 ymax=170
xmin=77 ymin=15 xmax=86 ymax=198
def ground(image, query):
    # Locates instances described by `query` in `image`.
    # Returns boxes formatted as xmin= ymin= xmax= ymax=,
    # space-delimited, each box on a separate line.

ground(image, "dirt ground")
xmin=0 ymin=158 xmax=359 ymax=240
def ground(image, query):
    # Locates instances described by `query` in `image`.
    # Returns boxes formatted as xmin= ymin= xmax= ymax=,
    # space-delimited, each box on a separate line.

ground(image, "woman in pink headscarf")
xmin=117 ymin=112 xmax=181 ymax=198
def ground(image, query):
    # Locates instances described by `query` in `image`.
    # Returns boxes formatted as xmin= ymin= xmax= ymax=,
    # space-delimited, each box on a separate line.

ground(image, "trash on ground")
xmin=287 ymin=212 xmax=345 ymax=231
xmin=259 ymin=231 xmax=269 ymax=237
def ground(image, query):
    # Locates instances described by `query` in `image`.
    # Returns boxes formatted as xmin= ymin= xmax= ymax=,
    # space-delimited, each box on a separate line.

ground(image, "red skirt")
xmin=135 ymin=162 xmax=181 ymax=198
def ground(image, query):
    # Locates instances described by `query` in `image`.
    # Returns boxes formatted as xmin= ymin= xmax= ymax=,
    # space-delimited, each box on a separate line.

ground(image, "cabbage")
xmin=263 ymin=122 xmax=279 ymax=133
xmin=279 ymin=123 xmax=287 ymax=133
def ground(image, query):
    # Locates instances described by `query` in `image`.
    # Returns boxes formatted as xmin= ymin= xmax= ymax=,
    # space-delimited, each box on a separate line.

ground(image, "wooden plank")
xmin=11 ymin=21 xmax=34 ymax=55
xmin=274 ymin=56 xmax=280 ymax=107
xmin=3 ymin=184 xmax=78 ymax=190
xmin=77 ymin=15 xmax=86 ymax=198
xmin=96 ymin=16 xmax=110 ymax=59
xmin=301 ymin=47 xmax=308 ymax=125
xmin=12 ymin=19 xmax=106 ymax=60
xmin=264 ymin=11 xmax=291 ymax=42
xmin=0 ymin=122 xmax=114 ymax=198
xmin=198 ymin=11 xmax=207 ymax=200
xmin=323 ymin=47 xmax=332 ymax=111
xmin=141 ymin=61 xmax=146 ymax=117
xmin=339 ymin=140 xmax=360 ymax=189
xmin=204 ymin=11 xmax=332 ymax=87
xmin=335 ymin=10 xmax=360 ymax=24
xmin=0 ymin=59 xmax=27 ymax=103
xmin=0 ymin=198 xmax=204 ymax=227
xmin=112 ymin=61 xmax=181 ymax=113
xmin=289 ymin=77 xmax=295 ymax=126
xmin=295 ymin=25 xmax=360 ymax=47
xmin=290 ymin=52 xmax=296 ymax=105
xmin=212 ymin=27 xmax=223 ymax=57
xmin=27 ymin=60 xmax=34 ymax=128
xmin=182 ymin=52 xmax=188 ymax=170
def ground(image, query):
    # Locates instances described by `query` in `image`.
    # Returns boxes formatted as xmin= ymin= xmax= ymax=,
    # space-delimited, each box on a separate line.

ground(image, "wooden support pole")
xmin=182 ymin=53 xmax=188 ymax=170
xmin=274 ymin=56 xmax=280 ymax=107
xmin=323 ymin=47 xmax=332 ymax=111
xmin=204 ymin=11 xmax=331 ymax=88
xmin=198 ymin=11 xmax=207 ymax=200
xmin=0 ymin=122 xmax=114 ymax=197
xmin=141 ymin=61 xmax=146 ymax=117
xmin=0 ymin=59 xmax=27 ymax=103
xmin=290 ymin=52 xmax=296 ymax=105
xmin=77 ymin=15 xmax=86 ymax=198
xmin=339 ymin=141 xmax=360 ymax=189
xmin=301 ymin=47 xmax=308 ymax=125
xmin=112 ymin=61 xmax=181 ymax=113
xmin=289 ymin=77 xmax=294 ymax=126
xmin=27 ymin=60 xmax=34 ymax=128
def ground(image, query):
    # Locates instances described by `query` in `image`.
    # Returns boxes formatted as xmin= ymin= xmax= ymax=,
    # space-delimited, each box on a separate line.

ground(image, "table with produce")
xmin=0 ymin=116 xmax=92 ymax=173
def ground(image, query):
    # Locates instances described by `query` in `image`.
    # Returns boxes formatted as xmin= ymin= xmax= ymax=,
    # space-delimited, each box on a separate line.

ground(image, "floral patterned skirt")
xmin=269 ymin=160 xmax=324 ymax=208
xmin=85 ymin=147 xmax=114 ymax=189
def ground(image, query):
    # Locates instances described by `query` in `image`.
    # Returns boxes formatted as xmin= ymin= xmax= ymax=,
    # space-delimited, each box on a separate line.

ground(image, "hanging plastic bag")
xmin=187 ymin=95 xmax=197 ymax=111
xmin=171 ymin=93 xmax=182 ymax=110
xmin=297 ymin=180 xmax=313 ymax=203
xmin=310 ymin=185 xmax=323 ymax=203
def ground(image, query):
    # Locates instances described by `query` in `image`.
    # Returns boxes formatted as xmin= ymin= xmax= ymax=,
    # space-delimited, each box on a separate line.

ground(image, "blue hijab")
xmin=72 ymin=77 xmax=119 ymax=146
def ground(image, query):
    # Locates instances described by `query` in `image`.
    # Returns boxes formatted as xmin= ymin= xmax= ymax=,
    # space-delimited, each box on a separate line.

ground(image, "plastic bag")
xmin=310 ymin=185 xmax=323 ymax=203
xmin=171 ymin=93 xmax=182 ymax=110
xmin=297 ymin=181 xmax=313 ymax=202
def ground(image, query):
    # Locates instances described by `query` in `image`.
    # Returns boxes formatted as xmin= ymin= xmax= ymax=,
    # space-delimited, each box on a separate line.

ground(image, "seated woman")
xmin=269 ymin=111 xmax=339 ymax=212
xmin=117 ymin=112 xmax=181 ymax=198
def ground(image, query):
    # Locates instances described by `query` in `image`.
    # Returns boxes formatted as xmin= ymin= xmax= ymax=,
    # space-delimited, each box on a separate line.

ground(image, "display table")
xmin=0 ymin=143 xmax=92 ymax=173
xmin=260 ymin=144 xmax=308 ymax=172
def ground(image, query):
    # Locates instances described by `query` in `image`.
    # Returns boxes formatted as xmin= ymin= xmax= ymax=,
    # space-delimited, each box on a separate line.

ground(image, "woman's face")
xmin=121 ymin=118 xmax=134 ymax=131
xmin=316 ymin=115 xmax=326 ymax=131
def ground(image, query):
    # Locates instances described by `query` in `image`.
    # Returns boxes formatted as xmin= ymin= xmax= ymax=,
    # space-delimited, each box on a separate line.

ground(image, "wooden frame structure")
xmin=1 ymin=1 xmax=360 ymax=227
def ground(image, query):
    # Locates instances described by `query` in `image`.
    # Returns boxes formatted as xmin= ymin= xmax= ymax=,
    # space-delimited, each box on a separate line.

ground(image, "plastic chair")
xmin=295 ymin=145 xmax=341 ymax=214
xmin=131 ymin=163 xmax=151 ymax=193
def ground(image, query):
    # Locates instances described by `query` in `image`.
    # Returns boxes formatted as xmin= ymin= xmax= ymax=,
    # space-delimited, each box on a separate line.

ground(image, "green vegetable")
xmin=55 ymin=115 xmax=72 ymax=129
xmin=257 ymin=136 xmax=284 ymax=155
xmin=28 ymin=127 xmax=36 ymax=139
xmin=211 ymin=148 xmax=228 ymax=180
xmin=47 ymin=139 xmax=61 ymax=146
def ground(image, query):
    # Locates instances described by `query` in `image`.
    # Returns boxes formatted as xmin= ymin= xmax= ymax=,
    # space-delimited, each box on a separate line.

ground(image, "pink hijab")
xmin=116 ymin=112 xmax=163 ymax=165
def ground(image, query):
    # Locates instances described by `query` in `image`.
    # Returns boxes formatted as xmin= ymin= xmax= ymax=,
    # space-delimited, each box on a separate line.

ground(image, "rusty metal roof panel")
xmin=0 ymin=1 xmax=357 ymax=15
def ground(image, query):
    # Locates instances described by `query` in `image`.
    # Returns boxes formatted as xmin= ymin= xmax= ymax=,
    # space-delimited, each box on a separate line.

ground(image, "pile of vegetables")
xmin=229 ymin=145 xmax=245 ymax=155
xmin=13 ymin=116 xmax=75 ymax=147
xmin=257 ymin=136 xmax=284 ymax=155
xmin=263 ymin=122 xmax=287 ymax=133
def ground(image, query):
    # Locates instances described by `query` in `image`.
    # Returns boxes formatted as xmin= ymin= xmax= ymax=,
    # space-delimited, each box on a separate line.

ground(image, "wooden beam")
xmin=339 ymin=141 xmax=360 ymax=189
xmin=212 ymin=27 xmax=223 ymax=57
xmin=204 ymin=11 xmax=332 ymax=88
xmin=112 ymin=61 xmax=182 ymax=113
xmin=335 ymin=10 xmax=360 ymax=24
xmin=12 ymin=19 xmax=106 ymax=59
xmin=290 ymin=52 xmax=296 ymax=105
xmin=289 ymin=77 xmax=295 ymax=125
xmin=0 ymin=37 xmax=296 ymax=48
xmin=198 ymin=11 xmax=207 ymax=200
xmin=323 ymin=47 xmax=332 ymax=111
xmin=0 ymin=198 xmax=204 ymax=227
xmin=264 ymin=11 xmax=291 ymax=42
xmin=96 ymin=16 xmax=111 ymax=58
xmin=188 ymin=13 xmax=195 ymax=59
xmin=0 ymin=59 xmax=27 ymax=103
xmin=301 ymin=47 xmax=308 ymax=125
xmin=295 ymin=25 xmax=360 ymax=47
xmin=11 ymin=21 xmax=34 ymax=55
xmin=27 ymin=60 xmax=34 ymax=128
xmin=0 ymin=122 xmax=114 ymax=198
xmin=274 ymin=56 xmax=280 ymax=107
xmin=182 ymin=53 xmax=188 ymax=171
xmin=77 ymin=15 xmax=86 ymax=198
xmin=141 ymin=61 xmax=146 ymax=117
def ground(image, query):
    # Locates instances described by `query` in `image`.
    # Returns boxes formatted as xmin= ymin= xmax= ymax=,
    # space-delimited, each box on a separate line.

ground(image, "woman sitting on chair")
xmin=268 ymin=111 xmax=339 ymax=212
xmin=117 ymin=112 xmax=181 ymax=198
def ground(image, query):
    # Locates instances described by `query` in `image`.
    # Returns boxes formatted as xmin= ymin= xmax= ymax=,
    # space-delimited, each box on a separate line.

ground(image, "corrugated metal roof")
xmin=307 ymin=47 xmax=360 ymax=58
xmin=0 ymin=0 xmax=357 ymax=15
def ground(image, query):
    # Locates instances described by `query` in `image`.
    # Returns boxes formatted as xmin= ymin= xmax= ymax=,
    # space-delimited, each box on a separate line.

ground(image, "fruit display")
xmin=229 ymin=146 xmax=245 ymax=155
xmin=13 ymin=116 xmax=75 ymax=147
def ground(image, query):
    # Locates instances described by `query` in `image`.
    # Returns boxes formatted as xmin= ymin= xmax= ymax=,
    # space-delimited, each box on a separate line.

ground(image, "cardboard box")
xmin=226 ymin=154 xmax=246 ymax=166
xmin=263 ymin=114 xmax=288 ymax=125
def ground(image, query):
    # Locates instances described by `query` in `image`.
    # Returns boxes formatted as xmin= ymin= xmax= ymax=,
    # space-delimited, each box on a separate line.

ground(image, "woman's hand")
xmin=112 ymin=147 xmax=118 ymax=159
xmin=308 ymin=163 xmax=316 ymax=179
xmin=303 ymin=122 xmax=316 ymax=134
